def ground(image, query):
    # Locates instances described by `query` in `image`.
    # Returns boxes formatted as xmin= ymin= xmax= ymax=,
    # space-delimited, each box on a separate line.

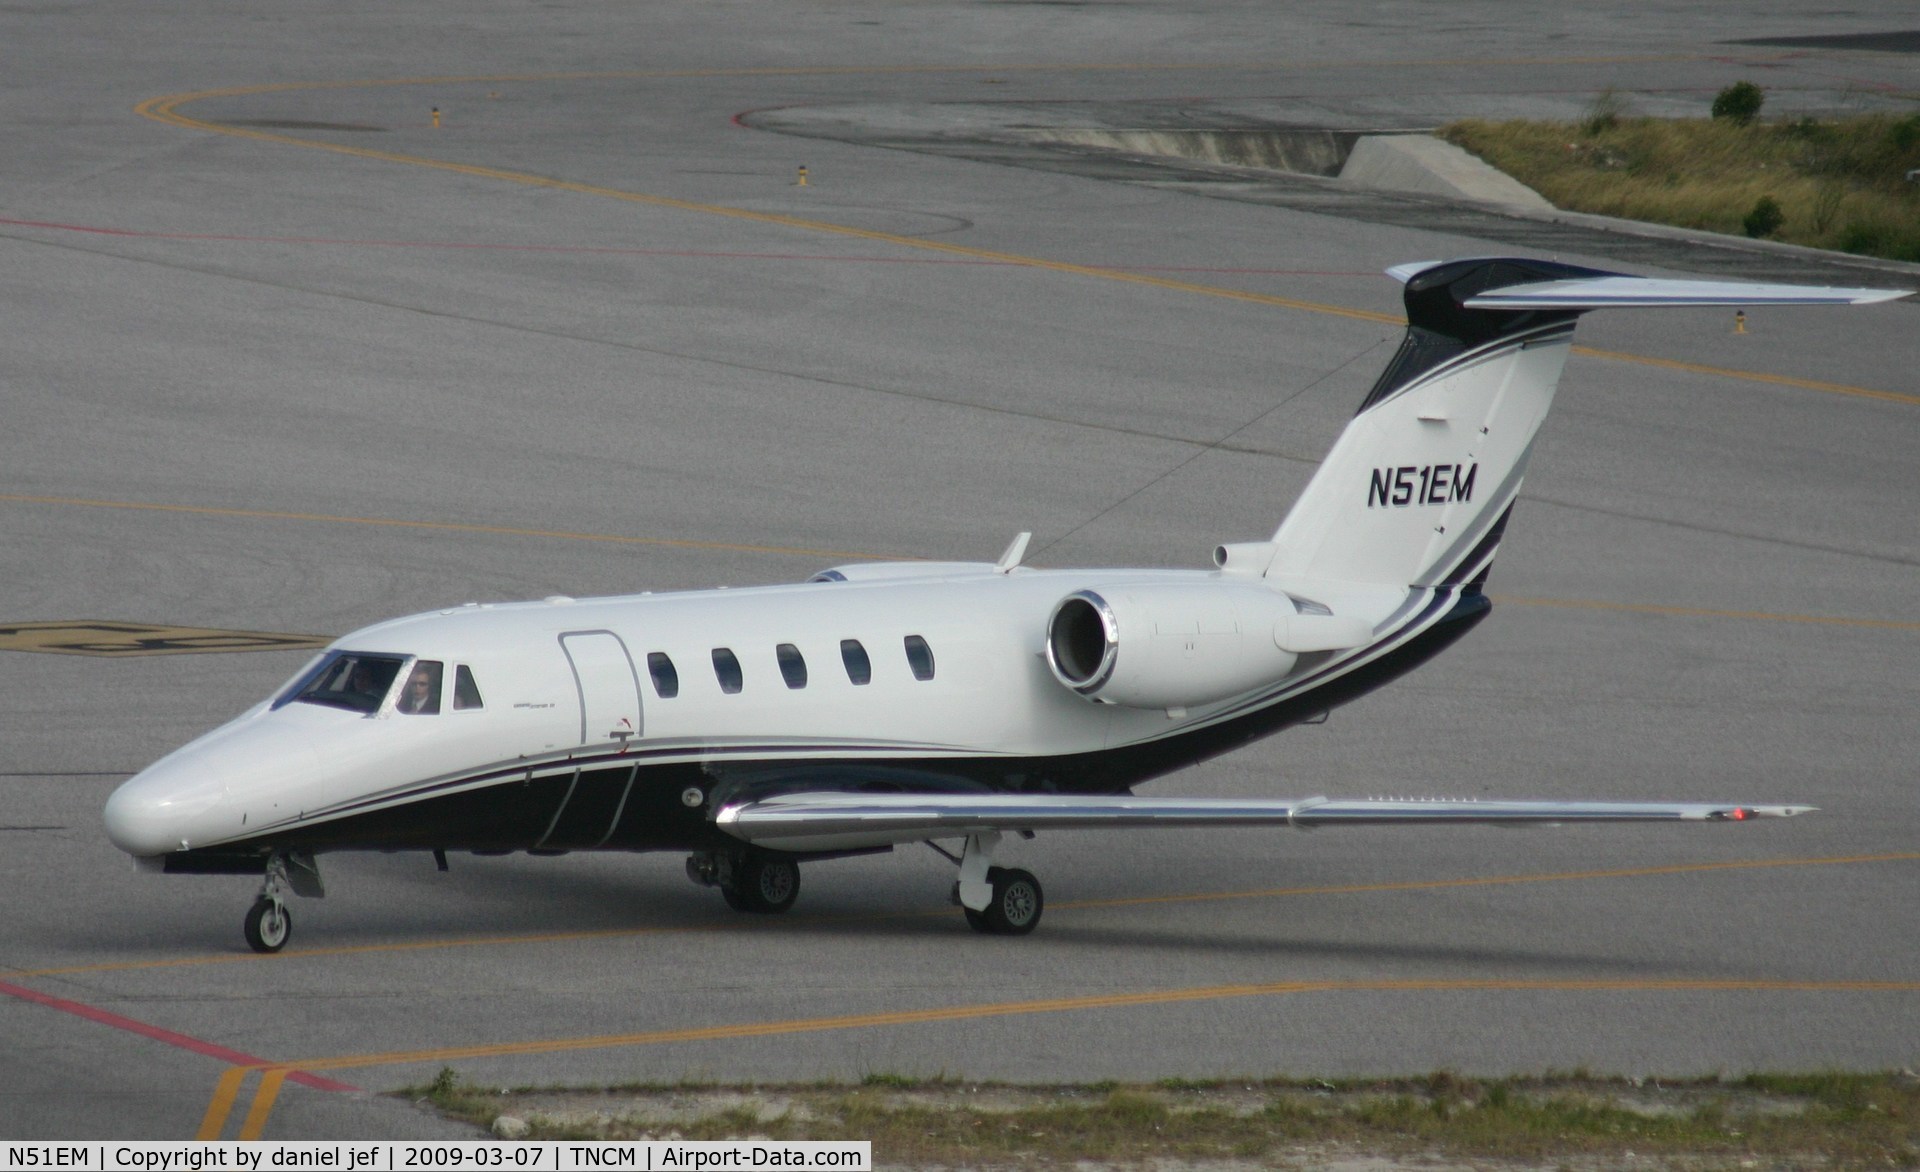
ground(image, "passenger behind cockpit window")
xmin=397 ymin=661 xmax=444 ymax=715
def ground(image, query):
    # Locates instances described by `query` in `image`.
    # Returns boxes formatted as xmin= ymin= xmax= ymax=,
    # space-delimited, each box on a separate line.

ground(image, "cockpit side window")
xmin=453 ymin=665 xmax=484 ymax=710
xmin=288 ymin=652 xmax=405 ymax=714
xmin=398 ymin=660 xmax=444 ymax=715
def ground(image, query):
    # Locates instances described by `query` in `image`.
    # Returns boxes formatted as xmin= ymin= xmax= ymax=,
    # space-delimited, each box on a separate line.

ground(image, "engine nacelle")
xmin=1044 ymin=582 xmax=1310 ymax=710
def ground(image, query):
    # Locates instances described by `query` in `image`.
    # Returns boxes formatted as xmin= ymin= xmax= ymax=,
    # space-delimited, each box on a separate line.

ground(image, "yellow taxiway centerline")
xmin=129 ymin=65 xmax=1914 ymax=410
xmin=206 ymin=972 xmax=1920 ymax=1139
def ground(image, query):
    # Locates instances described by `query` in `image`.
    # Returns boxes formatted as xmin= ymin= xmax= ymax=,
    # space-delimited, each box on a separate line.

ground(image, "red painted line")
xmin=0 ymin=216 xmax=1371 ymax=277
xmin=0 ymin=978 xmax=358 ymax=1092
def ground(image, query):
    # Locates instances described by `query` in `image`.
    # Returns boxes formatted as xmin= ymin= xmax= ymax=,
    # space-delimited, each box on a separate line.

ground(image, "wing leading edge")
xmin=715 ymin=792 xmax=1813 ymax=853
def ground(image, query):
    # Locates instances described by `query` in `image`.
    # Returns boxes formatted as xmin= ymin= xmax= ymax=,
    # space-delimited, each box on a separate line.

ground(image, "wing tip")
xmin=1709 ymin=805 xmax=1819 ymax=821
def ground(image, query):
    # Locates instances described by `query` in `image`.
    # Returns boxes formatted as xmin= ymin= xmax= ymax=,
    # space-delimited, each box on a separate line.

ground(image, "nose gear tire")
xmin=244 ymin=898 xmax=291 ymax=953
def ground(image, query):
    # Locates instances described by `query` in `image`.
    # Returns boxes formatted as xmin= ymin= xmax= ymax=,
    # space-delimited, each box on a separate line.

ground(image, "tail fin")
xmin=1263 ymin=257 xmax=1905 ymax=590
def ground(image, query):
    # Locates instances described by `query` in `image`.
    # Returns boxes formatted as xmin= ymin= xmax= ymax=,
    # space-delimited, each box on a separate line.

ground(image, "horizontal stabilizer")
xmin=716 ymin=792 xmax=1812 ymax=851
xmin=1465 ymin=276 xmax=1910 ymax=309
xmin=1384 ymin=260 xmax=1911 ymax=306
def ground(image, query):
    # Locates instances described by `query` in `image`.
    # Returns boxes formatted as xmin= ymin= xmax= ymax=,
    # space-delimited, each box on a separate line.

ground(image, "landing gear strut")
xmin=242 ymin=849 xmax=323 ymax=953
xmin=947 ymin=832 xmax=1044 ymax=935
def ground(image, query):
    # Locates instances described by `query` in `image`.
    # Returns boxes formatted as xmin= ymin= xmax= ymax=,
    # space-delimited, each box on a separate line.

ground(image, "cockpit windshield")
xmin=284 ymin=652 xmax=406 ymax=714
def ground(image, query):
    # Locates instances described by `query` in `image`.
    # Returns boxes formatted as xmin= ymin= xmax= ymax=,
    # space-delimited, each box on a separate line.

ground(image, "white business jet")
xmin=104 ymin=258 xmax=1908 ymax=952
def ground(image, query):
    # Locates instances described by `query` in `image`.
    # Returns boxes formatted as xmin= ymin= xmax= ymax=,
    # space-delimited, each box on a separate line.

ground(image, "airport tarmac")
xmin=2 ymin=0 xmax=1917 ymax=1143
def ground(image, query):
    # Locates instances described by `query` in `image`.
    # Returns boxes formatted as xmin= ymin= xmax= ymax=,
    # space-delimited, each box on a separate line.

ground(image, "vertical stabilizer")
xmin=1266 ymin=258 xmax=1597 ymax=589
xmin=1263 ymin=258 xmax=1906 ymax=591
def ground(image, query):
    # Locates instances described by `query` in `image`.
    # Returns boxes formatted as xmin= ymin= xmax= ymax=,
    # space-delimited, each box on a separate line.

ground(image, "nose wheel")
xmin=244 ymin=897 xmax=291 ymax=953
xmin=241 ymin=849 xmax=322 ymax=953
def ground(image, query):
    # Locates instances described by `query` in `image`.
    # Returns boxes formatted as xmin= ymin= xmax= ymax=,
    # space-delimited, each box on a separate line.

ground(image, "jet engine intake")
xmin=1044 ymin=583 xmax=1304 ymax=710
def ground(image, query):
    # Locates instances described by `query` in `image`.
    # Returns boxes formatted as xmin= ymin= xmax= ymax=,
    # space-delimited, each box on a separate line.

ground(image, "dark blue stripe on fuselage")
xmin=162 ymin=589 xmax=1493 ymax=865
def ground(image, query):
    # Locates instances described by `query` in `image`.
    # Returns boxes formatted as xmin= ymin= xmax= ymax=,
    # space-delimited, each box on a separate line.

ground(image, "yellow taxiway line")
xmin=203 ymin=972 xmax=1920 ymax=1138
xmin=128 ymin=67 xmax=1915 ymax=409
xmin=24 ymin=854 xmax=1920 ymax=983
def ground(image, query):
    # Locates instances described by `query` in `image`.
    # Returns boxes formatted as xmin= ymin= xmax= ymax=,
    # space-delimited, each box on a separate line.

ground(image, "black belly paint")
xmin=164 ymin=590 xmax=1490 ymax=873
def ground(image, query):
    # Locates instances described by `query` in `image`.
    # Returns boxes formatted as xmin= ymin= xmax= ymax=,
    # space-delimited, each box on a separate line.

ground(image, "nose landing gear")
xmin=242 ymin=850 xmax=323 ymax=953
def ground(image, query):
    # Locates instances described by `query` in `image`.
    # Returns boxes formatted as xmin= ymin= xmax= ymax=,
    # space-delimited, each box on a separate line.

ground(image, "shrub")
xmin=1743 ymin=195 xmax=1785 ymax=237
xmin=1582 ymin=88 xmax=1628 ymax=136
xmin=1891 ymin=113 xmax=1920 ymax=152
xmin=1712 ymin=81 xmax=1764 ymax=126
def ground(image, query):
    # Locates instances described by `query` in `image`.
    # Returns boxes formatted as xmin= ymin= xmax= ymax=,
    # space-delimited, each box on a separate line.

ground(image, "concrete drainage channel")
xmin=1015 ymin=126 xmax=1555 ymax=211
xmin=745 ymin=101 xmax=1920 ymax=286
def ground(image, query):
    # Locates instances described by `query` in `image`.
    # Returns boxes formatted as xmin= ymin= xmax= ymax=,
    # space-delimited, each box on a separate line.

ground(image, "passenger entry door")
xmin=559 ymin=631 xmax=643 ymax=752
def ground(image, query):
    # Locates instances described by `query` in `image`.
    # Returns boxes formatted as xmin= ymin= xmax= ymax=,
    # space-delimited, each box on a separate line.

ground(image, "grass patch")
xmin=404 ymin=1068 xmax=1920 ymax=1167
xmin=1440 ymin=107 xmax=1920 ymax=261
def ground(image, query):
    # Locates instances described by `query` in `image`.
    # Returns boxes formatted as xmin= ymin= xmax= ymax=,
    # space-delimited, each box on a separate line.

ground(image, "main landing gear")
xmin=243 ymin=850 xmax=324 ymax=953
xmin=686 ymin=835 xmax=1045 ymax=935
xmin=687 ymin=848 xmax=801 ymax=914
xmin=942 ymin=832 xmax=1043 ymax=936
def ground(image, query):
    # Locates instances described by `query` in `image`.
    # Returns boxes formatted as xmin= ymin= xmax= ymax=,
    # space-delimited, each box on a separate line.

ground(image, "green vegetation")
xmin=1712 ymin=81 xmax=1766 ymax=127
xmin=406 ymin=1068 xmax=1920 ymax=1167
xmin=1440 ymin=90 xmax=1920 ymax=262
xmin=1743 ymin=194 xmax=1785 ymax=239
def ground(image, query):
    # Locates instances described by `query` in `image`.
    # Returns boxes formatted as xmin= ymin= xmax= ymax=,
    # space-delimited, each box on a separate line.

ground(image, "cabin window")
xmin=840 ymin=639 xmax=871 ymax=686
xmin=777 ymin=643 xmax=808 ymax=689
xmin=287 ymin=652 xmax=405 ymax=714
xmin=904 ymin=635 xmax=935 ymax=681
xmin=712 ymin=647 xmax=743 ymax=694
xmin=398 ymin=660 xmax=443 ymax=715
xmin=453 ymin=665 xmax=484 ymax=710
xmin=647 ymin=652 xmax=679 ymax=699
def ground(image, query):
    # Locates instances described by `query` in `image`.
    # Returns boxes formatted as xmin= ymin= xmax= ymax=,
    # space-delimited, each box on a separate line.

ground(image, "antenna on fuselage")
xmin=996 ymin=531 xmax=1033 ymax=574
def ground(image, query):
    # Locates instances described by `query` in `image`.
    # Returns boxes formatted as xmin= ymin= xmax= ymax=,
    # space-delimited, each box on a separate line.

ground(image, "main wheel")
xmin=244 ymin=898 xmax=291 ymax=953
xmin=723 ymin=852 xmax=800 ymax=914
xmin=978 ymin=867 xmax=1043 ymax=936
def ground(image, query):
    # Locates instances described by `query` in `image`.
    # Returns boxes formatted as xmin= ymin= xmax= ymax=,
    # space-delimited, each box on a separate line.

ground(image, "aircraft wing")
xmin=714 ymin=792 xmax=1813 ymax=853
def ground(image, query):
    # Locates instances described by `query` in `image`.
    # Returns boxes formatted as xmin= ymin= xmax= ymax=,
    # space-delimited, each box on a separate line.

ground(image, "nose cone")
xmin=105 ymin=756 xmax=227 ymax=857
xmin=105 ymin=708 xmax=339 ymax=856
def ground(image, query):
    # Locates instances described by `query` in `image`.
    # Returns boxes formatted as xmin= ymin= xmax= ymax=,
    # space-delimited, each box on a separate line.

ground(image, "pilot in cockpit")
xmin=349 ymin=661 xmax=389 ymax=704
xmin=396 ymin=661 xmax=443 ymax=715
